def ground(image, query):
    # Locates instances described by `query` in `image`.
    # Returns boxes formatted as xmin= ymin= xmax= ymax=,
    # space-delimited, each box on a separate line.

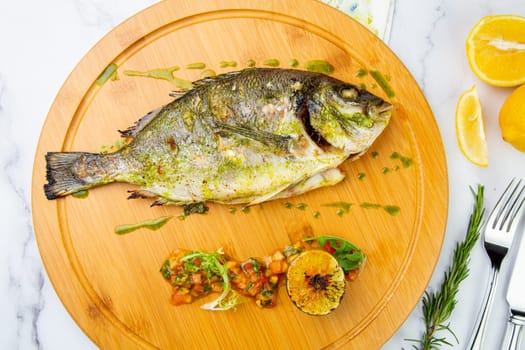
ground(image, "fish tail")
xmin=44 ymin=152 xmax=104 ymax=199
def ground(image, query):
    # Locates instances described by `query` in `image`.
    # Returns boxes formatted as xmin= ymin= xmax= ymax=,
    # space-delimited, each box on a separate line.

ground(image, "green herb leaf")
xmin=180 ymin=249 xmax=244 ymax=311
xmin=303 ymin=235 xmax=365 ymax=274
xmin=183 ymin=202 xmax=209 ymax=216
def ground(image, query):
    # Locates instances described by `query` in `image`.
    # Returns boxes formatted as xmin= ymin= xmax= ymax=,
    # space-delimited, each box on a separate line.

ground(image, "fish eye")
xmin=338 ymin=86 xmax=358 ymax=100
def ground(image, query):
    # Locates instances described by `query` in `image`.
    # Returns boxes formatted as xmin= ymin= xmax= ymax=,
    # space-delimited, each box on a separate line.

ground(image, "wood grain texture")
xmin=31 ymin=0 xmax=448 ymax=349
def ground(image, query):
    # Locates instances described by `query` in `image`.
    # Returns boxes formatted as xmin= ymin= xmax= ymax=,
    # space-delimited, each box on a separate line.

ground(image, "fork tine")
xmin=505 ymin=183 xmax=525 ymax=232
xmin=488 ymin=178 xmax=519 ymax=229
xmin=493 ymin=178 xmax=525 ymax=231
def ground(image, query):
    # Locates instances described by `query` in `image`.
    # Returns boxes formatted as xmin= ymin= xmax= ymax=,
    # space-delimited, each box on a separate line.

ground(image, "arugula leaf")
xmin=303 ymin=236 xmax=365 ymax=274
xmin=179 ymin=249 xmax=244 ymax=311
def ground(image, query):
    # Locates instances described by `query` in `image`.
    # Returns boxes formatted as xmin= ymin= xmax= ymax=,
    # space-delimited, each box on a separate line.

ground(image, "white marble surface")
xmin=1 ymin=0 xmax=525 ymax=349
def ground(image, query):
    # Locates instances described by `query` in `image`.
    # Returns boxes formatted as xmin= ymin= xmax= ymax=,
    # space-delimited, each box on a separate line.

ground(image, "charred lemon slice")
xmin=286 ymin=250 xmax=345 ymax=315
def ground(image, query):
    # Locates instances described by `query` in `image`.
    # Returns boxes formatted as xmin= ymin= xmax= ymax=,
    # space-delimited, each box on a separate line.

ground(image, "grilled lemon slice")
xmin=286 ymin=250 xmax=345 ymax=315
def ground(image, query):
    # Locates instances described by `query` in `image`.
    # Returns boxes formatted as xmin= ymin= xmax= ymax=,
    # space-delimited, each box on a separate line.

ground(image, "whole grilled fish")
xmin=44 ymin=68 xmax=392 ymax=206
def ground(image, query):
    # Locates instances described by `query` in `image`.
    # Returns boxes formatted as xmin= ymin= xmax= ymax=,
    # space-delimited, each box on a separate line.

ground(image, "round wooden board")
xmin=31 ymin=1 xmax=448 ymax=349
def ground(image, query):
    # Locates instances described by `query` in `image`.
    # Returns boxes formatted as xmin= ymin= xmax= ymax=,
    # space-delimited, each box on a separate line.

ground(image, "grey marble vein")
xmin=73 ymin=0 xmax=117 ymax=31
xmin=419 ymin=1 xmax=446 ymax=93
xmin=1 ymin=80 xmax=45 ymax=349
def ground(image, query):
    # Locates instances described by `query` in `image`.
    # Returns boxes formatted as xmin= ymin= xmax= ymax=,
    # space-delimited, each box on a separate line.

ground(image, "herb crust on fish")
xmin=44 ymin=68 xmax=392 ymax=206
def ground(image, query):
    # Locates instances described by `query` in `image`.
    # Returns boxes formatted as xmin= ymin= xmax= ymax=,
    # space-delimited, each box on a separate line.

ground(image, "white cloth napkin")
xmin=321 ymin=0 xmax=395 ymax=42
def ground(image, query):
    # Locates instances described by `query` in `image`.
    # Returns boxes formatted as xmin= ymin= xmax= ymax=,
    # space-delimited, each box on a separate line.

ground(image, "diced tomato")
xmin=171 ymin=291 xmax=192 ymax=305
xmin=246 ymin=280 xmax=263 ymax=296
xmin=321 ymin=241 xmax=336 ymax=254
xmin=190 ymin=283 xmax=205 ymax=296
xmin=191 ymin=273 xmax=202 ymax=285
xmin=242 ymin=262 xmax=254 ymax=274
xmin=269 ymin=260 xmax=287 ymax=275
xmin=345 ymin=269 xmax=359 ymax=281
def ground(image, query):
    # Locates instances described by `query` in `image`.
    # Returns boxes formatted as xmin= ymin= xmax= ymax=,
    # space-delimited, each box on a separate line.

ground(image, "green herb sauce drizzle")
xmin=200 ymin=69 xmax=216 ymax=78
xmin=360 ymin=202 xmax=400 ymax=216
xmin=390 ymin=151 xmax=413 ymax=168
xmin=185 ymin=62 xmax=206 ymax=70
xmin=115 ymin=216 xmax=172 ymax=235
xmin=219 ymin=61 xmax=237 ymax=68
xmin=72 ymin=190 xmax=89 ymax=199
xmin=99 ymin=139 xmax=128 ymax=154
xmin=263 ymin=59 xmax=280 ymax=67
xmin=96 ymin=63 xmax=119 ymax=85
xmin=355 ymin=68 xmax=368 ymax=78
xmin=123 ymin=66 xmax=193 ymax=90
xmin=321 ymin=202 xmax=353 ymax=217
xmin=304 ymin=60 xmax=334 ymax=74
xmin=370 ymin=70 xmax=395 ymax=98
xmin=296 ymin=203 xmax=308 ymax=210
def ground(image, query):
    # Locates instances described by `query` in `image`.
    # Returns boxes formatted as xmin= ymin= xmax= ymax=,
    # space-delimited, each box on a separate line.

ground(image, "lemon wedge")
xmin=456 ymin=85 xmax=488 ymax=167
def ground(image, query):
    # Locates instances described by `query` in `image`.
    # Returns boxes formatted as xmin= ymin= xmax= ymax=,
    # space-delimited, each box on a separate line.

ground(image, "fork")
xmin=467 ymin=178 xmax=525 ymax=350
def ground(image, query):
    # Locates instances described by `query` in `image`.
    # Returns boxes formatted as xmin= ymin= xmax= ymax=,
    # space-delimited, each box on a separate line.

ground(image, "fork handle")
xmin=501 ymin=314 xmax=525 ymax=350
xmin=467 ymin=264 xmax=500 ymax=350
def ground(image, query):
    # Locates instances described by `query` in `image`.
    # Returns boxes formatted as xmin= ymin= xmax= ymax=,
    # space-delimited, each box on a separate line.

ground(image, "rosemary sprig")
xmin=406 ymin=185 xmax=485 ymax=349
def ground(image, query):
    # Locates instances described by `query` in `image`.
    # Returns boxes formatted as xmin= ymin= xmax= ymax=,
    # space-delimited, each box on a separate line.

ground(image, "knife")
xmin=502 ymin=220 xmax=525 ymax=350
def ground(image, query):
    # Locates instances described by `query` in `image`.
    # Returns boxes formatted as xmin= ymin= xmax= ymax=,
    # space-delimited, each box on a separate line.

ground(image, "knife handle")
xmin=501 ymin=314 xmax=525 ymax=350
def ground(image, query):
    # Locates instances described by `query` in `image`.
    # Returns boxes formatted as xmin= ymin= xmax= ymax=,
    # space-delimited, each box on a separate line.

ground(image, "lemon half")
xmin=499 ymin=84 xmax=525 ymax=152
xmin=466 ymin=15 xmax=525 ymax=87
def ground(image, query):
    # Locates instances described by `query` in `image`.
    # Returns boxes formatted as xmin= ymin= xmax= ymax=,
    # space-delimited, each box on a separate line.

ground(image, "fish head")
xmin=307 ymin=80 xmax=392 ymax=155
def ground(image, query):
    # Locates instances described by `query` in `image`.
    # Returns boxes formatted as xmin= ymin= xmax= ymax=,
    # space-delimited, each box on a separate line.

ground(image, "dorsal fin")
xmin=118 ymin=107 xmax=162 ymax=139
xmin=119 ymin=69 xmax=251 ymax=138
xmin=169 ymin=89 xmax=189 ymax=99
xmin=191 ymin=70 xmax=246 ymax=89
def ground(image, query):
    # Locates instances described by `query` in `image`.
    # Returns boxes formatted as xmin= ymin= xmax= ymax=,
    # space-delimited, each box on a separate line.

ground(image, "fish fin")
xmin=191 ymin=70 xmax=244 ymax=89
xmin=215 ymin=122 xmax=292 ymax=150
xmin=127 ymin=190 xmax=178 ymax=206
xmin=151 ymin=197 xmax=178 ymax=206
xmin=269 ymin=168 xmax=345 ymax=201
xmin=44 ymin=152 xmax=94 ymax=199
xmin=127 ymin=189 xmax=157 ymax=199
xmin=169 ymin=90 xmax=188 ymax=99
xmin=118 ymin=107 xmax=162 ymax=138
xmin=246 ymin=184 xmax=292 ymax=206
xmin=127 ymin=189 xmax=179 ymax=206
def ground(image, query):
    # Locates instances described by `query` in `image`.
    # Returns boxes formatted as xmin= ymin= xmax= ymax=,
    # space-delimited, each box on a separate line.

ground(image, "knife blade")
xmin=502 ymin=220 xmax=525 ymax=350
